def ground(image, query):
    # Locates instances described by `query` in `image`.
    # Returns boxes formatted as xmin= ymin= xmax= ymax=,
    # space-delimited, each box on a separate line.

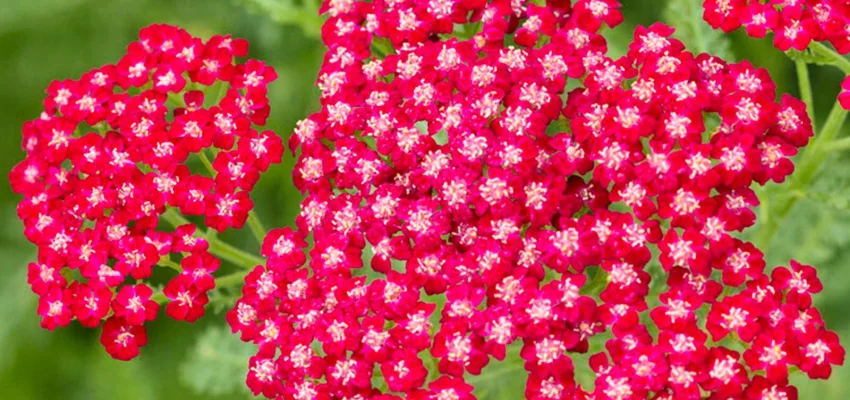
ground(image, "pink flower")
xmin=100 ymin=317 xmax=148 ymax=361
xmin=111 ymin=284 xmax=159 ymax=326
xmin=220 ymin=1 xmax=845 ymax=398
xmin=8 ymin=24 xmax=281 ymax=360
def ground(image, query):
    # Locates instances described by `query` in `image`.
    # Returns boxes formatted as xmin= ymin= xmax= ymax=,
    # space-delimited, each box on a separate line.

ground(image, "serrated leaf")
xmin=786 ymin=48 xmax=837 ymax=67
xmin=662 ymin=0 xmax=734 ymax=60
xmin=179 ymin=325 xmax=255 ymax=397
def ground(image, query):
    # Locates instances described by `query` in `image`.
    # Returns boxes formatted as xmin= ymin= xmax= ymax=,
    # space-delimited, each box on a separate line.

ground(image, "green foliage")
xmin=0 ymin=0 xmax=849 ymax=398
xmin=238 ymin=0 xmax=323 ymax=38
xmin=755 ymin=144 xmax=850 ymax=397
xmin=786 ymin=48 xmax=836 ymax=68
xmin=786 ymin=42 xmax=850 ymax=74
xmin=662 ymin=0 xmax=734 ymax=60
xmin=179 ymin=326 xmax=256 ymax=397
xmin=471 ymin=345 xmax=528 ymax=399
xmin=759 ymin=148 xmax=850 ymax=267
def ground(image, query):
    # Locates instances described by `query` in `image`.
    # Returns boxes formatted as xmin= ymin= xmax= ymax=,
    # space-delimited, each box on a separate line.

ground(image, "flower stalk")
xmin=162 ymin=208 xmax=266 ymax=268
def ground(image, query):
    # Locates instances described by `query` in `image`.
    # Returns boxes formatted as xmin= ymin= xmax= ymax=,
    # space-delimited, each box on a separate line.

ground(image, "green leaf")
xmin=786 ymin=49 xmax=835 ymax=68
xmin=787 ymin=42 xmax=850 ymax=74
xmin=662 ymin=0 xmax=733 ymax=60
xmin=470 ymin=344 xmax=528 ymax=399
xmin=178 ymin=325 xmax=255 ymax=397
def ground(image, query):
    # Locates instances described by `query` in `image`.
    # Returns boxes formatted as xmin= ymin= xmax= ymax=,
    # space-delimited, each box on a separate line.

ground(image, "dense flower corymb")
xmin=10 ymin=24 xmax=282 ymax=360
xmin=702 ymin=0 xmax=850 ymax=110
xmin=703 ymin=0 xmax=835 ymax=52
xmin=226 ymin=0 xmax=843 ymax=399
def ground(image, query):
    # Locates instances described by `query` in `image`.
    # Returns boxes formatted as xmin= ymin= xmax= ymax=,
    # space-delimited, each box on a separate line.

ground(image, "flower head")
xmin=227 ymin=0 xmax=842 ymax=398
xmin=9 ymin=24 xmax=281 ymax=360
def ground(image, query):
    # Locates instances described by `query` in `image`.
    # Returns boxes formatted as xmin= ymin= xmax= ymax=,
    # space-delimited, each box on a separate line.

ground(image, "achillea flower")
xmin=227 ymin=0 xmax=843 ymax=398
xmin=702 ymin=0 xmax=850 ymax=110
xmin=9 ymin=24 xmax=281 ymax=360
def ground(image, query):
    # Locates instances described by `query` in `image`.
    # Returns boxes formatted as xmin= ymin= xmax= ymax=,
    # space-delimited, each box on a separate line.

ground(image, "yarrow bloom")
xmin=702 ymin=0 xmax=835 ymax=52
xmin=702 ymin=0 xmax=850 ymax=110
xmin=10 ymin=24 xmax=282 ymax=360
xmin=225 ymin=0 xmax=843 ymax=399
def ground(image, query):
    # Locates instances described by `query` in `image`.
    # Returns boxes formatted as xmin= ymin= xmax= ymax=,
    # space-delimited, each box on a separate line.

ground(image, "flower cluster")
xmin=703 ymin=0 xmax=848 ymax=52
xmin=702 ymin=0 xmax=850 ymax=110
xmin=9 ymin=24 xmax=282 ymax=360
xmin=226 ymin=0 xmax=844 ymax=398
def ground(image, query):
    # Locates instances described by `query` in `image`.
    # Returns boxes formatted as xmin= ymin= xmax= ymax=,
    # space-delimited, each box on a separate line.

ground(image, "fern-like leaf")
xmin=786 ymin=48 xmax=841 ymax=68
xmin=179 ymin=325 xmax=256 ymax=396
xmin=662 ymin=0 xmax=734 ymax=60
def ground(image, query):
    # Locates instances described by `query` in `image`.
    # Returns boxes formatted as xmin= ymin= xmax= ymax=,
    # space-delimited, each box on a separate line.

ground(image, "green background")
xmin=0 ymin=0 xmax=848 ymax=398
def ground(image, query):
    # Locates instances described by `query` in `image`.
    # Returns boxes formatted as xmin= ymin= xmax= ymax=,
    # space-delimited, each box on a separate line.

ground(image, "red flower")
xmin=37 ymin=286 xmax=73 ymax=331
xmin=70 ymin=282 xmax=112 ymax=328
xmin=9 ymin=23 xmax=281 ymax=360
xmin=381 ymin=350 xmax=428 ymax=392
xmin=100 ymin=317 xmax=148 ymax=361
xmin=247 ymin=350 xmax=283 ymax=398
xmin=164 ymin=276 xmax=210 ymax=323
xmin=772 ymin=260 xmax=823 ymax=308
xmin=111 ymin=284 xmax=159 ymax=326
xmin=219 ymin=1 xmax=845 ymax=397
xmin=799 ymin=330 xmax=845 ymax=379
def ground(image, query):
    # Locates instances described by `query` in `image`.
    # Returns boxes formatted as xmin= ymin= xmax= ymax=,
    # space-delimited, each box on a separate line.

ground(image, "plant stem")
xmin=828 ymin=136 xmax=850 ymax=152
xmin=151 ymin=269 xmax=251 ymax=304
xmin=207 ymin=238 xmax=265 ymax=268
xmin=753 ymin=99 xmax=848 ymax=249
xmin=151 ymin=292 xmax=167 ymax=304
xmin=246 ymin=210 xmax=267 ymax=245
xmin=811 ymin=41 xmax=850 ymax=74
xmin=161 ymin=208 xmax=265 ymax=268
xmin=214 ymin=269 xmax=252 ymax=288
xmin=158 ymin=258 xmax=183 ymax=272
xmin=795 ymin=60 xmax=814 ymax=127
xmin=197 ymin=150 xmax=216 ymax=176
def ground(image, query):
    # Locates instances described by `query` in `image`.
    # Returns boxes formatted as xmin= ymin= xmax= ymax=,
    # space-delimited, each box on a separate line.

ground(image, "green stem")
xmin=161 ymin=208 xmax=193 ymax=229
xmin=213 ymin=81 xmax=229 ymax=105
xmin=207 ymin=238 xmax=265 ymax=269
xmin=151 ymin=292 xmax=167 ymax=304
xmin=753 ymin=100 xmax=848 ymax=249
xmin=214 ymin=269 xmax=252 ymax=288
xmin=246 ymin=210 xmax=267 ymax=245
xmin=161 ymin=208 xmax=265 ymax=268
xmin=158 ymin=258 xmax=183 ymax=272
xmin=811 ymin=41 xmax=850 ymax=74
xmin=197 ymin=150 xmax=216 ymax=176
xmin=151 ymin=270 xmax=251 ymax=304
xmin=828 ymin=136 xmax=850 ymax=152
xmin=795 ymin=60 xmax=814 ymax=128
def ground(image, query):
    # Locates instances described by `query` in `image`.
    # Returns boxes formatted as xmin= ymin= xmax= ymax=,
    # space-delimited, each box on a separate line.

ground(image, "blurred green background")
xmin=0 ymin=0 xmax=848 ymax=398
